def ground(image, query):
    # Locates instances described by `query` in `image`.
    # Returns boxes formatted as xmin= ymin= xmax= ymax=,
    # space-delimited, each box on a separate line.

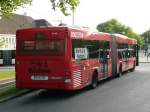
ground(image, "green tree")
xmin=0 ymin=38 xmax=5 ymax=48
xmin=141 ymin=29 xmax=150 ymax=49
xmin=0 ymin=0 xmax=32 ymax=16
xmin=97 ymin=18 xmax=143 ymax=46
xmin=50 ymin=0 xmax=80 ymax=16
xmin=0 ymin=0 xmax=80 ymax=16
xmin=97 ymin=19 xmax=125 ymax=34
xmin=141 ymin=29 xmax=150 ymax=43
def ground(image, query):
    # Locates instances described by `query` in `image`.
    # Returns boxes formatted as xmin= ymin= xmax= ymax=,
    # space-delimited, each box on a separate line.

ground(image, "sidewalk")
xmin=139 ymin=50 xmax=150 ymax=63
xmin=0 ymin=66 xmax=15 ymax=71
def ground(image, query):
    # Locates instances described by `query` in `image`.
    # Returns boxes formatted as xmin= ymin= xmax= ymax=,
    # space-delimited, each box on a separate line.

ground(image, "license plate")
xmin=31 ymin=75 xmax=48 ymax=80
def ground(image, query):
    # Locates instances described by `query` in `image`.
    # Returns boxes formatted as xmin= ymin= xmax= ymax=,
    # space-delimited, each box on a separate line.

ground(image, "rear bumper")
xmin=16 ymin=81 xmax=75 ymax=90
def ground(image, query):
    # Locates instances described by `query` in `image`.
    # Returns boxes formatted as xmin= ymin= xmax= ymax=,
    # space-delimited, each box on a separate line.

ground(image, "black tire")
xmin=90 ymin=73 xmax=98 ymax=89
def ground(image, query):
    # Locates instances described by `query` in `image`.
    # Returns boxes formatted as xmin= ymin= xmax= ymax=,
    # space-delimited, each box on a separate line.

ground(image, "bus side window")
xmin=118 ymin=43 xmax=128 ymax=60
xmin=84 ymin=40 xmax=99 ymax=59
xmin=118 ymin=50 xmax=122 ymax=59
xmin=125 ymin=49 xmax=129 ymax=58
xmin=12 ymin=50 xmax=15 ymax=58
xmin=72 ymin=39 xmax=86 ymax=60
xmin=121 ymin=51 xmax=125 ymax=59
xmin=99 ymin=49 xmax=103 ymax=60
xmin=103 ymin=41 xmax=110 ymax=60
xmin=0 ymin=51 xmax=2 ymax=59
xmin=132 ymin=45 xmax=137 ymax=57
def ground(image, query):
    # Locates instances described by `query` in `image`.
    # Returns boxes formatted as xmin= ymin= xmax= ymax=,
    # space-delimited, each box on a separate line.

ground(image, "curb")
xmin=0 ymin=90 xmax=33 ymax=103
xmin=0 ymin=78 xmax=15 ymax=81
xmin=0 ymin=81 xmax=15 ymax=88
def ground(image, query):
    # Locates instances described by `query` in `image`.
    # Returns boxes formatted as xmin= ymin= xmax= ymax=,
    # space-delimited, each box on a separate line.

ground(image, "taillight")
xmin=64 ymin=71 xmax=71 ymax=83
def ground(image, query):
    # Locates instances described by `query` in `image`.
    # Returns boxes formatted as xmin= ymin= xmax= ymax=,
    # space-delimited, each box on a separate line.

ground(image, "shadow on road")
xmin=20 ymin=89 xmax=88 ymax=105
xmin=19 ymin=78 xmax=118 ymax=105
xmin=19 ymin=80 xmax=115 ymax=106
xmin=38 ymin=89 xmax=82 ymax=99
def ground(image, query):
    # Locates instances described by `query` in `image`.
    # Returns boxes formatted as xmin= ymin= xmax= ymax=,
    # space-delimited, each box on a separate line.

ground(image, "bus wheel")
xmin=90 ymin=73 xmax=98 ymax=89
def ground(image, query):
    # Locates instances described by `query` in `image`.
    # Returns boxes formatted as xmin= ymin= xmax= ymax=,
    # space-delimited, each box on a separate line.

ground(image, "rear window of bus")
xmin=19 ymin=40 xmax=65 ymax=55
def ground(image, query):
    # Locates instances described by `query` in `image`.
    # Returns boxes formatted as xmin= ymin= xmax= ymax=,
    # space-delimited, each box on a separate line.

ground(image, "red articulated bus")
xmin=15 ymin=27 xmax=139 ymax=90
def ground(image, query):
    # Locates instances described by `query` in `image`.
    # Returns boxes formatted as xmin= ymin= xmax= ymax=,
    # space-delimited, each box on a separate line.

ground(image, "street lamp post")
xmin=72 ymin=7 xmax=75 ymax=26
xmin=147 ymin=31 xmax=150 ymax=50
xmin=147 ymin=31 xmax=149 ymax=49
xmin=0 ymin=7 xmax=1 ymax=19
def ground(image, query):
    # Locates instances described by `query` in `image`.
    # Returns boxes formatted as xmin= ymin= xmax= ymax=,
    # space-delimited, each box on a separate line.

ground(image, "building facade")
xmin=0 ymin=14 xmax=34 ymax=65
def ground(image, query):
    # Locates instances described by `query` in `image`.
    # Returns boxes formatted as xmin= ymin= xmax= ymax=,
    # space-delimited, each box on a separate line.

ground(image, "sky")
xmin=16 ymin=0 xmax=150 ymax=34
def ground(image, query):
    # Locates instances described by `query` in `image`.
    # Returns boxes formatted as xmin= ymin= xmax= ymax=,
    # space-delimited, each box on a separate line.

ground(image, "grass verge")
xmin=0 ymin=70 xmax=15 ymax=80
xmin=0 ymin=85 xmax=30 ymax=103
xmin=0 ymin=85 xmax=19 ymax=99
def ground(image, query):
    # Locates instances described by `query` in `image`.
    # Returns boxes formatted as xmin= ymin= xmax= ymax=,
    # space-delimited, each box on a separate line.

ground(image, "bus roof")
xmin=112 ymin=33 xmax=137 ymax=44
xmin=16 ymin=26 xmax=137 ymax=45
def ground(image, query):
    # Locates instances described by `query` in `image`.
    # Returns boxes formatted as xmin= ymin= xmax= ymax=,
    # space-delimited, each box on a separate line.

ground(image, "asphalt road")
xmin=0 ymin=63 xmax=150 ymax=112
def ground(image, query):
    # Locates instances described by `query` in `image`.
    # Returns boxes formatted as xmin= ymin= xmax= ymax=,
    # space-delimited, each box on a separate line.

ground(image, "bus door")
xmin=3 ymin=50 xmax=12 ymax=65
xmin=121 ymin=49 xmax=128 ymax=71
xmin=85 ymin=41 xmax=100 ymax=83
xmin=72 ymin=40 xmax=90 ymax=86
xmin=135 ymin=44 xmax=139 ymax=66
xmin=99 ymin=41 xmax=109 ymax=79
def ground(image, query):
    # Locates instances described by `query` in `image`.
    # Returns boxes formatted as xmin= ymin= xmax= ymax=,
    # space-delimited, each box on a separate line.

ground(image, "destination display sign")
xmin=74 ymin=48 xmax=88 ymax=60
xmin=71 ymin=32 xmax=84 ymax=38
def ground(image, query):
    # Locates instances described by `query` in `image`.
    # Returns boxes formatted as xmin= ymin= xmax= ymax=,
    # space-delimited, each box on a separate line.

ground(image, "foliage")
xmin=0 ymin=85 xmax=21 ymax=101
xmin=0 ymin=0 xmax=32 ymax=16
xmin=97 ymin=19 xmax=125 ymax=34
xmin=96 ymin=18 xmax=143 ymax=46
xmin=0 ymin=42 xmax=4 ymax=47
xmin=0 ymin=38 xmax=5 ymax=48
xmin=141 ymin=29 xmax=150 ymax=43
xmin=50 ymin=0 xmax=80 ymax=16
xmin=0 ymin=0 xmax=80 ymax=16
xmin=141 ymin=29 xmax=150 ymax=49
xmin=0 ymin=70 xmax=15 ymax=80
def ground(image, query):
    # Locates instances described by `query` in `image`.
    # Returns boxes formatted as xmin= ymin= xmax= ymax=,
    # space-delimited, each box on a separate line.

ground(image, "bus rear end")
xmin=16 ymin=27 xmax=73 ymax=90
